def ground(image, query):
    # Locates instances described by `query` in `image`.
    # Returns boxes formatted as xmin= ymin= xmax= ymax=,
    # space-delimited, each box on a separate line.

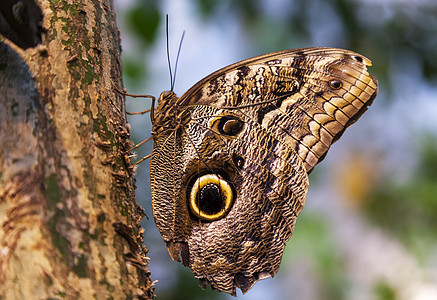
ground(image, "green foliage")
xmin=284 ymin=212 xmax=347 ymax=300
xmin=122 ymin=57 xmax=147 ymax=88
xmin=157 ymin=266 xmax=223 ymax=300
xmin=419 ymin=135 xmax=437 ymax=181
xmin=195 ymin=0 xmax=437 ymax=89
xmin=194 ymin=0 xmax=223 ymax=17
xmin=365 ymin=134 xmax=437 ymax=256
xmin=195 ymin=0 xmax=260 ymax=22
xmin=373 ymin=280 xmax=397 ymax=300
xmin=127 ymin=1 xmax=161 ymax=45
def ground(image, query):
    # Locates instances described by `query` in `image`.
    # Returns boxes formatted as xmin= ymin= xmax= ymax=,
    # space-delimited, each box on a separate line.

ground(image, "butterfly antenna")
xmin=172 ymin=30 xmax=185 ymax=91
xmin=166 ymin=15 xmax=174 ymax=91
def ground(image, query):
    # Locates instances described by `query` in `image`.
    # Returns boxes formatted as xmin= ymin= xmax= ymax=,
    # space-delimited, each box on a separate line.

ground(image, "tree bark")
xmin=0 ymin=0 xmax=153 ymax=298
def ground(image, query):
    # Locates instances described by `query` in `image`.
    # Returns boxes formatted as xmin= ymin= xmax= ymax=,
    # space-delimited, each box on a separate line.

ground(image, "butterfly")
xmin=147 ymin=47 xmax=378 ymax=295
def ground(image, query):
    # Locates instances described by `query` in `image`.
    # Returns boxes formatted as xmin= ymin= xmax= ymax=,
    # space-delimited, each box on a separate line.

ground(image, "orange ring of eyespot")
xmin=189 ymin=174 xmax=234 ymax=221
xmin=329 ymin=79 xmax=343 ymax=90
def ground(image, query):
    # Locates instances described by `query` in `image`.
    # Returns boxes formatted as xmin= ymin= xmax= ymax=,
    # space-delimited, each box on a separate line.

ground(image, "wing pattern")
xmin=150 ymin=47 xmax=378 ymax=295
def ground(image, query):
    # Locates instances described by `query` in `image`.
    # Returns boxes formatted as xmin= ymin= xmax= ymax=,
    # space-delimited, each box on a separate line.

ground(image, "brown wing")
xmin=151 ymin=102 xmax=310 ymax=295
xmin=150 ymin=47 xmax=378 ymax=295
xmin=178 ymin=47 xmax=378 ymax=173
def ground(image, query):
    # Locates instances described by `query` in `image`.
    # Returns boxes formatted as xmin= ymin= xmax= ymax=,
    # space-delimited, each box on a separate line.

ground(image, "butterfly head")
xmin=152 ymin=90 xmax=184 ymax=132
xmin=157 ymin=90 xmax=176 ymax=104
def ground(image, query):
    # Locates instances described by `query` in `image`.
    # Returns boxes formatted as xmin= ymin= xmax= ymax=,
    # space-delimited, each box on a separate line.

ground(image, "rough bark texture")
xmin=0 ymin=0 xmax=153 ymax=298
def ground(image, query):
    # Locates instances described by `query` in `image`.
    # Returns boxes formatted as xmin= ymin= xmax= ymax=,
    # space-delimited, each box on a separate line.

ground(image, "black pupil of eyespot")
xmin=232 ymin=153 xmax=245 ymax=169
xmin=196 ymin=183 xmax=224 ymax=215
xmin=353 ymin=56 xmax=363 ymax=62
xmin=219 ymin=117 xmax=243 ymax=136
xmin=330 ymin=80 xmax=341 ymax=89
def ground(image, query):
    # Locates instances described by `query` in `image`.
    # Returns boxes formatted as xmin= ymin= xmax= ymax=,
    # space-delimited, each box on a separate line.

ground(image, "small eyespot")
xmin=329 ymin=80 xmax=343 ymax=90
xmin=232 ymin=153 xmax=245 ymax=169
xmin=188 ymin=174 xmax=234 ymax=221
xmin=215 ymin=116 xmax=244 ymax=136
xmin=353 ymin=56 xmax=363 ymax=63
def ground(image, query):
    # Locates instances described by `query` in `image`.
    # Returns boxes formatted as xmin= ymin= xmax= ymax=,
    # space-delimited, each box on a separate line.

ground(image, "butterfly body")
xmin=150 ymin=47 xmax=378 ymax=295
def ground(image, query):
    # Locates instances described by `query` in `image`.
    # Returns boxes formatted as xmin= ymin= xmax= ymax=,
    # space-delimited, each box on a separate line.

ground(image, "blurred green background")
xmin=113 ymin=0 xmax=437 ymax=299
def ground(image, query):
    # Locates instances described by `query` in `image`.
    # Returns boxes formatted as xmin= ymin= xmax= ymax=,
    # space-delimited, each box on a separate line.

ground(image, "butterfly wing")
xmin=150 ymin=47 xmax=378 ymax=295
xmin=179 ymin=47 xmax=378 ymax=173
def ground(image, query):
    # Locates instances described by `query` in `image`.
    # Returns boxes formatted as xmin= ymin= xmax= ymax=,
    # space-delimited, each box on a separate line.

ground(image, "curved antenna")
xmin=166 ymin=14 xmax=185 ymax=92
xmin=166 ymin=15 xmax=173 ymax=91
xmin=172 ymin=30 xmax=185 ymax=91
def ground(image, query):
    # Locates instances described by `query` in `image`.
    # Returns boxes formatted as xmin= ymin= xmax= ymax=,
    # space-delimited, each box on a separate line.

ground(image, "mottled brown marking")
xmin=150 ymin=47 xmax=378 ymax=295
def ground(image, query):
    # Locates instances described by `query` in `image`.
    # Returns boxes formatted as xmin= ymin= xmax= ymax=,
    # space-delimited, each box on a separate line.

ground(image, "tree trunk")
xmin=0 ymin=0 xmax=153 ymax=298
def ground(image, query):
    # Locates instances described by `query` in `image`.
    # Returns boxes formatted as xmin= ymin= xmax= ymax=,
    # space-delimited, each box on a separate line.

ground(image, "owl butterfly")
xmin=0 ymin=0 xmax=44 ymax=49
xmin=149 ymin=47 xmax=378 ymax=295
